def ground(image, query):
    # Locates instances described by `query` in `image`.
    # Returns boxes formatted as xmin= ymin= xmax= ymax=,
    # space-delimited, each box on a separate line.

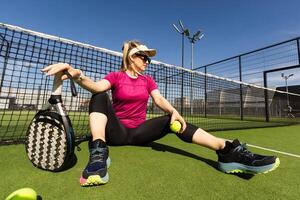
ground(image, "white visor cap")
xmin=128 ymin=45 xmax=156 ymax=57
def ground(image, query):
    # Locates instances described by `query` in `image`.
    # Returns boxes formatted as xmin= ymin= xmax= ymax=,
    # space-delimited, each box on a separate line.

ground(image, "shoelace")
xmin=90 ymin=147 xmax=107 ymax=164
xmin=235 ymin=143 xmax=254 ymax=158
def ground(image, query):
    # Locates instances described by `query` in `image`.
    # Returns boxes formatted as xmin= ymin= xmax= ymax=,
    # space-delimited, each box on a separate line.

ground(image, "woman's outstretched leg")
xmin=128 ymin=114 xmax=279 ymax=175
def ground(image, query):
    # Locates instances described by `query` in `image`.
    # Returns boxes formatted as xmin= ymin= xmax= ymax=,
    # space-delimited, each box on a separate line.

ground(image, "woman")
xmin=42 ymin=40 xmax=280 ymax=187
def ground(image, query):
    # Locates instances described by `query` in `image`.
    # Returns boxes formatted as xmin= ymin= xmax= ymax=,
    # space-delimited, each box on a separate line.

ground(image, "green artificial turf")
xmin=0 ymin=125 xmax=300 ymax=199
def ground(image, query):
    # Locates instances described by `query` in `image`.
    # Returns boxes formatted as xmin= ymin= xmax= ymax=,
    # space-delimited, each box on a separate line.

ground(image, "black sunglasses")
xmin=135 ymin=53 xmax=151 ymax=64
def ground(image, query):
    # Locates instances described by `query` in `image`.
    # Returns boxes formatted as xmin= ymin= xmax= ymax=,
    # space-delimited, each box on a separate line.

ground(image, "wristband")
xmin=76 ymin=70 xmax=84 ymax=81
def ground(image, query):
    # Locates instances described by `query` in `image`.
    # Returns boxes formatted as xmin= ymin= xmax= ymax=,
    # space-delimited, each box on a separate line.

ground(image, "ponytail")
xmin=120 ymin=40 xmax=142 ymax=71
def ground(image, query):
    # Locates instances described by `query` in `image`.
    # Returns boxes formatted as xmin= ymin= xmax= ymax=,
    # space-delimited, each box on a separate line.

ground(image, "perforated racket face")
xmin=25 ymin=112 xmax=68 ymax=171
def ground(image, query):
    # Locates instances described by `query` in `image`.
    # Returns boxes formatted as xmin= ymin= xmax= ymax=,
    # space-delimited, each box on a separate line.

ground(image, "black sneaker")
xmin=216 ymin=139 xmax=280 ymax=174
xmin=80 ymin=139 xmax=111 ymax=186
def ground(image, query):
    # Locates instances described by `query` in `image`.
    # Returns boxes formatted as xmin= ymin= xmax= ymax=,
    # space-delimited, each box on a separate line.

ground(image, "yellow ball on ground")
xmin=5 ymin=188 xmax=37 ymax=200
xmin=170 ymin=120 xmax=182 ymax=133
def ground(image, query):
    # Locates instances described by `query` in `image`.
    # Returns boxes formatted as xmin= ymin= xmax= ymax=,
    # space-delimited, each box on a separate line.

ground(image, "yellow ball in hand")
xmin=5 ymin=188 xmax=37 ymax=200
xmin=170 ymin=120 xmax=182 ymax=133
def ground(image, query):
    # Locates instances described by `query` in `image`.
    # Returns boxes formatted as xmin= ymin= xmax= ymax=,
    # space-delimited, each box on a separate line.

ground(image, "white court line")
xmin=224 ymin=139 xmax=300 ymax=158
xmin=247 ymin=143 xmax=300 ymax=158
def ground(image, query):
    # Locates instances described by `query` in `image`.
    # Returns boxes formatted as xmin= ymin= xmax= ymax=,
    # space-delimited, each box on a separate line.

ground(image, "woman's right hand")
xmin=41 ymin=63 xmax=82 ymax=81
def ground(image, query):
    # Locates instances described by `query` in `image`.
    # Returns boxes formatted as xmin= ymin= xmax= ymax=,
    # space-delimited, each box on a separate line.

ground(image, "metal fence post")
xmin=204 ymin=66 xmax=207 ymax=118
xmin=263 ymin=71 xmax=270 ymax=122
xmin=239 ymin=56 xmax=243 ymax=120
xmin=164 ymin=71 xmax=168 ymax=99
xmin=297 ymin=38 xmax=300 ymax=65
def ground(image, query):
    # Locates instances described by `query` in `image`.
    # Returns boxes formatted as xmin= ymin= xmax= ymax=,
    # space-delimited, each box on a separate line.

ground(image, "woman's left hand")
xmin=170 ymin=109 xmax=186 ymax=133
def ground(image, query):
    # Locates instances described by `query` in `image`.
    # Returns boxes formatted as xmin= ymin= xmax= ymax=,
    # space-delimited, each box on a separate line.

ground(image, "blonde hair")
xmin=120 ymin=40 xmax=142 ymax=71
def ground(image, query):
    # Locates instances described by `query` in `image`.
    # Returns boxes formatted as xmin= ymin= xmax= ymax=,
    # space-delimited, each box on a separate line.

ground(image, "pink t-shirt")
xmin=104 ymin=71 xmax=157 ymax=128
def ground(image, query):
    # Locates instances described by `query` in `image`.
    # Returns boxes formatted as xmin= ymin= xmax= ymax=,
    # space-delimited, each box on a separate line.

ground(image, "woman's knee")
xmin=176 ymin=123 xmax=198 ymax=143
xmin=89 ymin=92 xmax=110 ymax=114
xmin=91 ymin=92 xmax=109 ymax=102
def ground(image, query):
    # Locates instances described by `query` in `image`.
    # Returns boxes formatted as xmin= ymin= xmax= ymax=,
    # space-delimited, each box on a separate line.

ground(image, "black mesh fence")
xmin=194 ymin=37 xmax=300 ymax=86
xmin=1 ymin=23 xmax=299 ymax=145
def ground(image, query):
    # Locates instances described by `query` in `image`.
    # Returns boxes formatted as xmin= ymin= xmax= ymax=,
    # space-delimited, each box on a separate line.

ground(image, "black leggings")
xmin=89 ymin=92 xmax=198 ymax=146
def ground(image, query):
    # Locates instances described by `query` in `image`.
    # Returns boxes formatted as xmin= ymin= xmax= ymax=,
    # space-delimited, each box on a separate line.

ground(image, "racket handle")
xmin=63 ymin=70 xmax=78 ymax=97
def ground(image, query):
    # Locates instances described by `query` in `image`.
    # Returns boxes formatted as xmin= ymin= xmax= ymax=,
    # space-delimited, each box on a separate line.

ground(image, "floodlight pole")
xmin=190 ymin=42 xmax=194 ymax=115
xmin=173 ymin=20 xmax=190 ymax=115
xmin=281 ymin=73 xmax=294 ymax=109
xmin=188 ymin=31 xmax=204 ymax=115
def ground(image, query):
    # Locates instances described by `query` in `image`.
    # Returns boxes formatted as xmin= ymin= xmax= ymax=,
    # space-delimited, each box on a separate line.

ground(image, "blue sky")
xmin=1 ymin=0 xmax=300 ymax=70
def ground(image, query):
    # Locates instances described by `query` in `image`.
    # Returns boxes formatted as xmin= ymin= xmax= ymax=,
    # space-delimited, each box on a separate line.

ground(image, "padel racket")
xmin=25 ymin=71 xmax=78 ymax=172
